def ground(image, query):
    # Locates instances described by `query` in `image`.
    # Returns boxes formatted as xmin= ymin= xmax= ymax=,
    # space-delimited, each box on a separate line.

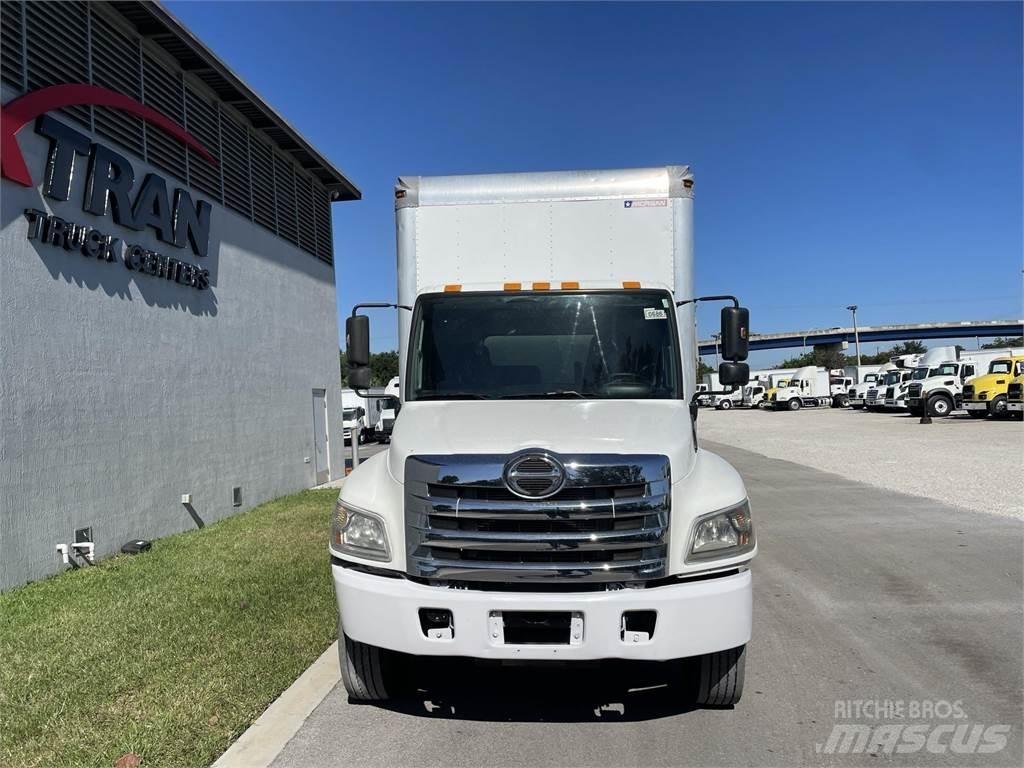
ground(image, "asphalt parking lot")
xmin=699 ymin=406 xmax=1024 ymax=517
xmin=273 ymin=438 xmax=1023 ymax=768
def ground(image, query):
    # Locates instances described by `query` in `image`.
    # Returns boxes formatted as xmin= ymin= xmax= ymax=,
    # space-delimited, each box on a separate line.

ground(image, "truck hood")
xmin=386 ymin=400 xmax=696 ymax=484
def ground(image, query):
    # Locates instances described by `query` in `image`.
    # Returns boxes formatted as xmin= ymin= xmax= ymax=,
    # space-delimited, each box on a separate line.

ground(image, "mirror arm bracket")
xmin=675 ymin=294 xmax=739 ymax=308
xmin=351 ymin=302 xmax=412 ymax=317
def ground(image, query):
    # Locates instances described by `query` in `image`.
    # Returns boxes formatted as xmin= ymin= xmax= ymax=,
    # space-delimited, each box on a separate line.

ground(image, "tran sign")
xmin=1 ymin=84 xmax=219 ymax=290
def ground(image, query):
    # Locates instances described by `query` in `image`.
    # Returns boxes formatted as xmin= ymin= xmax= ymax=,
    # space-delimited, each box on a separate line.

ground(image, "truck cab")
xmin=907 ymin=359 xmax=977 ymax=417
xmin=962 ymin=356 xmax=1024 ymax=419
xmin=333 ymin=167 xmax=755 ymax=706
xmin=772 ymin=366 xmax=830 ymax=410
xmin=867 ymin=368 xmax=909 ymax=410
xmin=848 ymin=372 xmax=881 ymax=409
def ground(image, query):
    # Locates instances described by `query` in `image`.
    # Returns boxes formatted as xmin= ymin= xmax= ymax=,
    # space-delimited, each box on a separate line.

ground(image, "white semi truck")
xmin=903 ymin=347 xmax=998 ymax=417
xmin=866 ymin=363 xmax=915 ymax=410
xmin=846 ymin=366 xmax=885 ymax=409
xmin=334 ymin=167 xmax=755 ymax=705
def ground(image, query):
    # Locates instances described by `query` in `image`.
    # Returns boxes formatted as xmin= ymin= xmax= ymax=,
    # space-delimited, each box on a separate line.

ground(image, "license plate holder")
xmin=488 ymin=610 xmax=584 ymax=646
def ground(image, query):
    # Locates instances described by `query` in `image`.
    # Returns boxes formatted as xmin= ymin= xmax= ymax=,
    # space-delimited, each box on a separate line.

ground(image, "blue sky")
xmin=168 ymin=1 xmax=1022 ymax=368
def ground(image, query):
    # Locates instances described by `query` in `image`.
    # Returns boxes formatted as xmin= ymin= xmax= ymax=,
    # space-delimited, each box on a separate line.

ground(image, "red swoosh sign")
xmin=1 ymin=83 xmax=216 ymax=187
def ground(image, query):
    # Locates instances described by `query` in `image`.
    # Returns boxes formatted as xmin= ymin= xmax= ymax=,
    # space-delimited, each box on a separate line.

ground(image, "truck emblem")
xmin=503 ymin=453 xmax=566 ymax=499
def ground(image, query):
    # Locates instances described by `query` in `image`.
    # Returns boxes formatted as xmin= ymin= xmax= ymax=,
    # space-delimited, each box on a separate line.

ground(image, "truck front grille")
xmin=885 ymin=386 xmax=895 ymax=399
xmin=908 ymin=383 xmax=922 ymax=398
xmin=1009 ymin=383 xmax=1022 ymax=401
xmin=405 ymin=453 xmax=670 ymax=583
xmin=963 ymin=385 xmax=975 ymax=399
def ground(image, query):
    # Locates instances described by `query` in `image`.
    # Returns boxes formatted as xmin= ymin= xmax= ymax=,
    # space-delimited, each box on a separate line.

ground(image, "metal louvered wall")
xmin=0 ymin=1 xmax=334 ymax=265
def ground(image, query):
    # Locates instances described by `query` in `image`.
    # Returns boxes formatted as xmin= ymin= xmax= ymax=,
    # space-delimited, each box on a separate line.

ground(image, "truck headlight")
xmin=687 ymin=500 xmax=754 ymax=562
xmin=332 ymin=499 xmax=390 ymax=561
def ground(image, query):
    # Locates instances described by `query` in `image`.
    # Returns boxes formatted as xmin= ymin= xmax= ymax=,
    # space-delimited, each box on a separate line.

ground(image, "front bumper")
xmin=332 ymin=562 xmax=752 ymax=661
xmin=963 ymin=401 xmax=989 ymax=411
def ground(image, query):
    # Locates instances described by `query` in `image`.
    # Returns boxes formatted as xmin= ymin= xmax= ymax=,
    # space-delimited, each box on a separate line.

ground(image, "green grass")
xmin=1 ymin=489 xmax=340 ymax=768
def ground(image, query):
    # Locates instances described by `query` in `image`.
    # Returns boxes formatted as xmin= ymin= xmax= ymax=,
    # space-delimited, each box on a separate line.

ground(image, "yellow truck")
xmin=961 ymin=355 xmax=1024 ymax=419
xmin=1007 ymin=374 xmax=1024 ymax=420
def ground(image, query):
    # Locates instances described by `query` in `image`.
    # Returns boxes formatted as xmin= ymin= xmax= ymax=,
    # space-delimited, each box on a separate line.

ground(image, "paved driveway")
xmin=274 ymin=441 xmax=1023 ymax=767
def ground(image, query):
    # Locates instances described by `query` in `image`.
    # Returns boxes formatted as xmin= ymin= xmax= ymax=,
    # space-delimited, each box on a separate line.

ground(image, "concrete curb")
xmin=211 ymin=642 xmax=340 ymax=768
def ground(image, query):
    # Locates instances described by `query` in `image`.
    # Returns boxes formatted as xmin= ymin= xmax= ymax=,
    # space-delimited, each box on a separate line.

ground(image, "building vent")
xmin=1 ymin=0 xmax=23 ymax=89
xmin=274 ymin=152 xmax=298 ymax=245
xmin=295 ymin=174 xmax=317 ymax=256
xmin=142 ymin=50 xmax=186 ymax=181
xmin=91 ymin=12 xmax=144 ymax=158
xmin=184 ymin=85 xmax=222 ymax=202
xmin=250 ymin=136 xmax=277 ymax=232
xmin=25 ymin=1 xmax=90 ymax=128
xmin=220 ymin=111 xmax=252 ymax=218
xmin=313 ymin=184 xmax=334 ymax=265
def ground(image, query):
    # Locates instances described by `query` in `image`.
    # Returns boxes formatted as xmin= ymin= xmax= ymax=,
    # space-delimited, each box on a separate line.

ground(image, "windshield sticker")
xmin=644 ymin=308 xmax=667 ymax=320
xmin=661 ymin=298 xmax=670 ymax=308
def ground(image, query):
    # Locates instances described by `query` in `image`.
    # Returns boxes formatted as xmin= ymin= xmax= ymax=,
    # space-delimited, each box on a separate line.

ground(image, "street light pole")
xmin=712 ymin=333 xmax=721 ymax=366
xmin=847 ymin=304 xmax=861 ymax=365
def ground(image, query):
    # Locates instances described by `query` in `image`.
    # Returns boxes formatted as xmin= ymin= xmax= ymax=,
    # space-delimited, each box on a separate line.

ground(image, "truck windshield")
xmin=911 ymin=367 xmax=929 ymax=381
xmin=408 ymin=291 xmax=682 ymax=400
xmin=883 ymin=371 xmax=902 ymax=385
xmin=343 ymin=408 xmax=357 ymax=420
xmin=988 ymin=360 xmax=1012 ymax=375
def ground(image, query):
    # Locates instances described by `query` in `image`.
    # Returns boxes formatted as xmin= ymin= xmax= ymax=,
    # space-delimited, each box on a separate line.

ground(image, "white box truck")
xmin=771 ymin=366 xmax=831 ymax=410
xmin=334 ymin=167 xmax=755 ymax=705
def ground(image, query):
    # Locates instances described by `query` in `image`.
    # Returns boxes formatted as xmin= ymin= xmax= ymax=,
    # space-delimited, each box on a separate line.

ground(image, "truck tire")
xmin=928 ymin=394 xmax=953 ymax=418
xmin=719 ymin=399 xmax=732 ymax=410
xmin=989 ymin=395 xmax=1008 ymax=419
xmin=787 ymin=398 xmax=801 ymax=411
xmin=695 ymin=645 xmax=746 ymax=706
xmin=340 ymin=634 xmax=402 ymax=701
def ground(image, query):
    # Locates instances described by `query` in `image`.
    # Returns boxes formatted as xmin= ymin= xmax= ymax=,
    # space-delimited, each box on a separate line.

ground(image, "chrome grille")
xmin=405 ymin=454 xmax=670 ymax=583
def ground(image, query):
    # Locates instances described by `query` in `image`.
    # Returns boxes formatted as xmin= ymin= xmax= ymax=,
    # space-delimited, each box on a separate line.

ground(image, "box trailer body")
xmin=331 ymin=167 xmax=754 ymax=705
xmin=772 ymin=366 xmax=831 ymax=410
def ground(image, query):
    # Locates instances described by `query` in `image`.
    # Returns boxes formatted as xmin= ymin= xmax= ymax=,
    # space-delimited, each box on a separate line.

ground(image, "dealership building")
xmin=0 ymin=1 xmax=358 ymax=589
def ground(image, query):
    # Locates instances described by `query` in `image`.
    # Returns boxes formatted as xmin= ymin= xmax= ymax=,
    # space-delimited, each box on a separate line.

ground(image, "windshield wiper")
xmin=415 ymin=392 xmax=492 ymax=400
xmin=499 ymin=390 xmax=593 ymax=399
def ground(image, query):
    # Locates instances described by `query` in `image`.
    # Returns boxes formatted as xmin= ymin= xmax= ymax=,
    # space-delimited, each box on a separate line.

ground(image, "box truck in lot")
xmin=334 ymin=167 xmax=755 ymax=705
xmin=771 ymin=366 xmax=831 ymax=410
xmin=902 ymin=347 xmax=1017 ymax=417
xmin=962 ymin=353 xmax=1024 ymax=419
xmin=867 ymin=365 xmax=913 ymax=410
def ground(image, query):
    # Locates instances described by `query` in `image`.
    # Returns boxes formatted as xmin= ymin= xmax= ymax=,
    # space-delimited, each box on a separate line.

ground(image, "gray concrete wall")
xmin=0 ymin=103 xmax=345 ymax=590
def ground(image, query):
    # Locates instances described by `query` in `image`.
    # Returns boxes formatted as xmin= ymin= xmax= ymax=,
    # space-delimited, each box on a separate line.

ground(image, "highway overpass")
xmin=698 ymin=319 xmax=1023 ymax=356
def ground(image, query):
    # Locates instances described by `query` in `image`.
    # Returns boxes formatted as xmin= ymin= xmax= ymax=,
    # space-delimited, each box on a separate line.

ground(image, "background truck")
xmin=772 ymin=366 xmax=831 ymax=410
xmin=760 ymin=373 xmax=793 ymax=408
xmin=829 ymin=372 xmax=854 ymax=408
xmin=848 ymin=367 xmax=887 ymax=409
xmin=962 ymin=353 xmax=1024 ymax=419
xmin=885 ymin=347 xmax=957 ymax=411
xmin=1007 ymin=374 xmax=1024 ymax=419
xmin=342 ymin=388 xmax=381 ymax=444
xmin=335 ymin=167 xmax=755 ymax=706
xmin=903 ymin=347 xmax=1016 ymax=417
xmin=867 ymin=364 xmax=913 ymax=410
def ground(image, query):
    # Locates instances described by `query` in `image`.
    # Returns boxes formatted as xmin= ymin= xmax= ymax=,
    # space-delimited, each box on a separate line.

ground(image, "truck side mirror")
xmin=346 ymin=314 xmax=372 ymax=390
xmin=349 ymin=367 xmax=372 ymax=389
xmin=719 ymin=362 xmax=750 ymax=387
xmin=720 ymin=306 xmax=749 ymax=361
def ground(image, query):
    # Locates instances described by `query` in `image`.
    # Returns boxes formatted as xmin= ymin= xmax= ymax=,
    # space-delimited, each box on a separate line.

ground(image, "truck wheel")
xmin=788 ymin=398 xmax=801 ymax=411
xmin=837 ymin=395 xmax=849 ymax=408
xmin=340 ymin=634 xmax=403 ymax=701
xmin=928 ymin=394 xmax=953 ymax=418
xmin=695 ymin=645 xmax=746 ymax=706
xmin=719 ymin=399 xmax=732 ymax=410
xmin=989 ymin=396 xmax=1008 ymax=419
